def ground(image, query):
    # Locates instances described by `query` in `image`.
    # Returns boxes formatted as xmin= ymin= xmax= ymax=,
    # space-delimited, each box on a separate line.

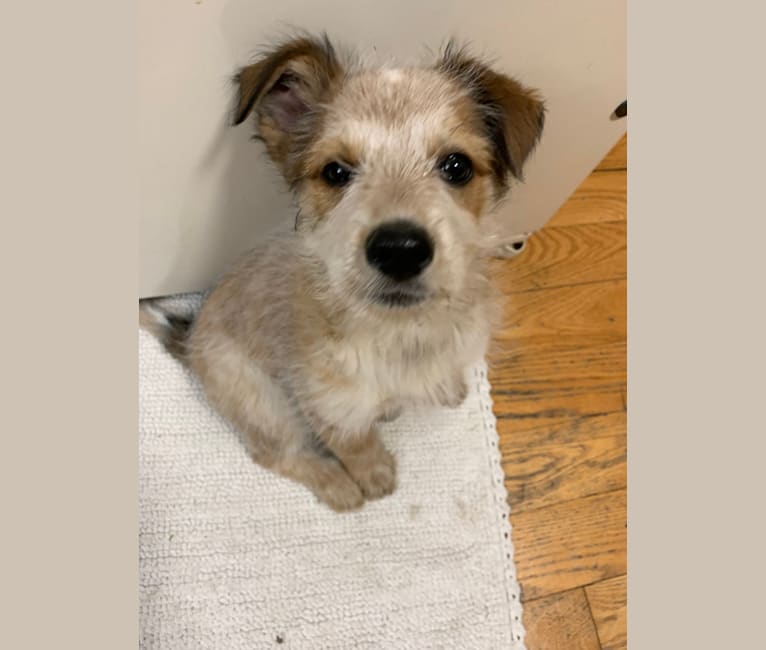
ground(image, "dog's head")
xmin=233 ymin=34 xmax=544 ymax=310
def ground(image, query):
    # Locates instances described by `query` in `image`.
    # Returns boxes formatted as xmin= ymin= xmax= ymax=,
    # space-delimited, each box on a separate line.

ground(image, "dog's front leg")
xmin=318 ymin=426 xmax=397 ymax=500
xmin=296 ymin=376 xmax=398 ymax=501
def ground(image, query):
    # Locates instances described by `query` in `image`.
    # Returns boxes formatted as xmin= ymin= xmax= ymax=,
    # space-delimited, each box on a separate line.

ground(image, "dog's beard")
xmin=374 ymin=288 xmax=426 ymax=308
xmin=364 ymin=275 xmax=430 ymax=309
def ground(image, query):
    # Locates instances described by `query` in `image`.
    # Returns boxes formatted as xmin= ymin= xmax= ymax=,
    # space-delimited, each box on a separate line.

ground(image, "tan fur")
xmin=142 ymin=34 xmax=544 ymax=511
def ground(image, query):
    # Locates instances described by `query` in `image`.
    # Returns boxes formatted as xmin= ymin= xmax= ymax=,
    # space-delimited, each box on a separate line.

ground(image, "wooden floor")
xmin=489 ymin=135 xmax=627 ymax=649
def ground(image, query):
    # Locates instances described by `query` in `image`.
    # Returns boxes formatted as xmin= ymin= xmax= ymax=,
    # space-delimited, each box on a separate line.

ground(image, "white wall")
xmin=139 ymin=0 xmax=626 ymax=298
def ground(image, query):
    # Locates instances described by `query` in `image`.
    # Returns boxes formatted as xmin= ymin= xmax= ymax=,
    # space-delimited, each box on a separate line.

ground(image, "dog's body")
xmin=141 ymin=34 xmax=544 ymax=511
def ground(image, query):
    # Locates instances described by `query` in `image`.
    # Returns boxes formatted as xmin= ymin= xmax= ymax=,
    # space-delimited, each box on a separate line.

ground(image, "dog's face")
xmin=234 ymin=35 xmax=544 ymax=311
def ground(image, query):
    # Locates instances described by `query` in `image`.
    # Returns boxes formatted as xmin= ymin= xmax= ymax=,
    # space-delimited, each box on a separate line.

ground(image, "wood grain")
xmin=523 ymin=588 xmax=602 ymax=650
xmin=489 ymin=134 xmax=627 ymax=646
xmin=511 ymin=490 xmax=627 ymax=601
xmin=502 ymin=434 xmax=626 ymax=513
xmin=490 ymin=280 xmax=627 ymax=393
xmin=595 ymin=135 xmax=627 ymax=171
xmin=494 ymin=279 xmax=625 ymax=341
xmin=490 ymin=273 xmax=626 ymax=517
xmin=546 ymin=170 xmax=626 ymax=227
xmin=490 ymin=220 xmax=626 ymax=293
xmin=586 ymin=575 xmax=627 ymax=650
xmin=498 ymin=408 xmax=626 ymax=450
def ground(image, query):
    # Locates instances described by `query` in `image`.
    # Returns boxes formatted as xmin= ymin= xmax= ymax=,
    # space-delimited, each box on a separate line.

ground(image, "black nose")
xmin=365 ymin=220 xmax=434 ymax=281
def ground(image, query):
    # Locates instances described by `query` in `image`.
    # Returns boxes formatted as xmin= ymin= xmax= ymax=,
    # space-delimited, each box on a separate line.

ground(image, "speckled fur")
xmin=140 ymin=34 xmax=544 ymax=511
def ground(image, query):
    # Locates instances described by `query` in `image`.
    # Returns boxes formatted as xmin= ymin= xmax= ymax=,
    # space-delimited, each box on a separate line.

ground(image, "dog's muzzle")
xmin=364 ymin=220 xmax=434 ymax=282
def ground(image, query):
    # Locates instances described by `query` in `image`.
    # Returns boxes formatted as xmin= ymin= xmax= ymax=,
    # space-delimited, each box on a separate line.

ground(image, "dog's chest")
xmin=327 ymin=315 xmax=487 ymax=397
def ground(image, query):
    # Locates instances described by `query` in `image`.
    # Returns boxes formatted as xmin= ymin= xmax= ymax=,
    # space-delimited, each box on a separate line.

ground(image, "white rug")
xmin=139 ymin=295 xmax=525 ymax=649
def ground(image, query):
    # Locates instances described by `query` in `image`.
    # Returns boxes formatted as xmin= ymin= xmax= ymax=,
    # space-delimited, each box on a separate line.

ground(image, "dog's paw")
xmin=351 ymin=447 xmax=397 ymax=501
xmin=376 ymin=405 xmax=403 ymax=423
xmin=437 ymin=375 xmax=469 ymax=408
xmin=311 ymin=465 xmax=366 ymax=512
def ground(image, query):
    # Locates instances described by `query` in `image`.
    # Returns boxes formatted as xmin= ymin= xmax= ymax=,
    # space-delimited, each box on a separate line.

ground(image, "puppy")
xmin=140 ymin=34 xmax=544 ymax=512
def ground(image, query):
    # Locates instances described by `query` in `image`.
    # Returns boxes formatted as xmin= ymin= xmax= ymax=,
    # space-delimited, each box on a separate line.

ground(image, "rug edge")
xmin=473 ymin=362 xmax=527 ymax=650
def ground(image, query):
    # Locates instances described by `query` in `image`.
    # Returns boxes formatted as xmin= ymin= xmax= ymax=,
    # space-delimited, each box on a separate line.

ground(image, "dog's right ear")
xmin=232 ymin=34 xmax=343 ymax=171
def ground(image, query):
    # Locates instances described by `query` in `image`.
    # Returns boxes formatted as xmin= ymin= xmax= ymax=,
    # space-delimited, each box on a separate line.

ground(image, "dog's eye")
xmin=438 ymin=153 xmax=473 ymax=186
xmin=321 ymin=161 xmax=353 ymax=187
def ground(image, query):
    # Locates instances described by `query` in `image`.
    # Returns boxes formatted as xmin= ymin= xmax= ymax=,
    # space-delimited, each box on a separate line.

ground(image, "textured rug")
xmin=139 ymin=295 xmax=525 ymax=649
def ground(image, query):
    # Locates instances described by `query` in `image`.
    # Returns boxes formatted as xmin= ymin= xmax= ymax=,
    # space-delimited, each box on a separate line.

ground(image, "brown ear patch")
xmin=233 ymin=34 xmax=341 ymax=126
xmin=232 ymin=34 xmax=344 ymax=175
xmin=438 ymin=42 xmax=545 ymax=190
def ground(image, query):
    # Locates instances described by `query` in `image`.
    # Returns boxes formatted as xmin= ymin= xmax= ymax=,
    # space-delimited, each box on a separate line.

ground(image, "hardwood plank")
xmin=523 ymin=588 xmax=602 ymax=650
xmin=490 ymin=275 xmax=626 ymax=509
xmin=503 ymin=433 xmax=626 ymax=513
xmin=490 ymin=134 xmax=628 ymax=646
xmin=494 ymin=386 xmax=626 ymax=463
xmin=490 ymin=220 xmax=626 ymax=292
xmin=496 ymin=275 xmax=626 ymax=333
xmin=490 ymin=279 xmax=627 ymax=496
xmin=511 ymin=490 xmax=627 ymax=601
xmin=490 ymin=280 xmax=627 ymax=364
xmin=547 ymin=170 xmax=626 ymax=228
xmin=595 ymin=134 xmax=627 ymax=171
xmin=497 ymin=407 xmax=626 ymax=450
xmin=492 ymin=337 xmax=625 ymax=386
xmin=586 ymin=575 xmax=627 ymax=650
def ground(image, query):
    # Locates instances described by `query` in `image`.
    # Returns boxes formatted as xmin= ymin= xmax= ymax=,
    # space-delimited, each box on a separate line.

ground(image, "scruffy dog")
xmin=141 ymin=34 xmax=544 ymax=512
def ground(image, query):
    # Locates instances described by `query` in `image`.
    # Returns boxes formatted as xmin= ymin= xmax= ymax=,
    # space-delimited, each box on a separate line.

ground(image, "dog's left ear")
xmin=437 ymin=43 xmax=545 ymax=189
